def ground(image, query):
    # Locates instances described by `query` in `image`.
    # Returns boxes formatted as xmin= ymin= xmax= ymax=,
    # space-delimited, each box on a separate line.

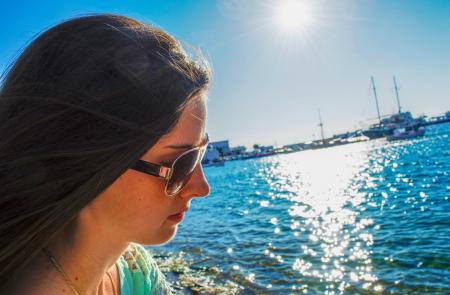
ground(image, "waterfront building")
xmin=230 ymin=145 xmax=246 ymax=155
xmin=203 ymin=146 xmax=221 ymax=165
xmin=208 ymin=140 xmax=231 ymax=157
xmin=260 ymin=145 xmax=273 ymax=153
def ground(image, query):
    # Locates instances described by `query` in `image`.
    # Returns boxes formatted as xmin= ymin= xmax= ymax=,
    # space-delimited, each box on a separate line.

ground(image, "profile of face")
xmin=82 ymin=96 xmax=210 ymax=245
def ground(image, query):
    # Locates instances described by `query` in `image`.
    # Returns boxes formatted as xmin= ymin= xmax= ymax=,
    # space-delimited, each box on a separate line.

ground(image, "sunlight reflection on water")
xmin=256 ymin=143 xmax=381 ymax=293
xmin=159 ymin=124 xmax=450 ymax=294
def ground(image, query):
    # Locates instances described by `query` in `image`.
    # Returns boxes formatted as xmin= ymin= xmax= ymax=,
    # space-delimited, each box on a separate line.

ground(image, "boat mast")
xmin=371 ymin=76 xmax=382 ymax=124
xmin=393 ymin=75 xmax=402 ymax=114
xmin=318 ymin=108 xmax=324 ymax=142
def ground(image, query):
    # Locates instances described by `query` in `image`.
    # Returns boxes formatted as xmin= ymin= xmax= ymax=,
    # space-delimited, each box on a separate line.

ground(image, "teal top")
xmin=116 ymin=243 xmax=173 ymax=295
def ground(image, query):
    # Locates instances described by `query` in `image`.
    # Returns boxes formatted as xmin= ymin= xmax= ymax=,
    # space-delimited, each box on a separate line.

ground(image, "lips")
xmin=167 ymin=208 xmax=189 ymax=223
xmin=167 ymin=212 xmax=184 ymax=222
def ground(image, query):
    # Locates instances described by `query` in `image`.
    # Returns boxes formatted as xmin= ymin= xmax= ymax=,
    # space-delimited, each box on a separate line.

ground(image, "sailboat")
xmin=361 ymin=76 xmax=425 ymax=140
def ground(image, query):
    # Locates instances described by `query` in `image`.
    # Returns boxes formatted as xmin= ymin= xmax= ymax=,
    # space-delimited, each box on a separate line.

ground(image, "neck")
xmin=44 ymin=213 xmax=128 ymax=295
xmin=12 ymin=213 xmax=128 ymax=295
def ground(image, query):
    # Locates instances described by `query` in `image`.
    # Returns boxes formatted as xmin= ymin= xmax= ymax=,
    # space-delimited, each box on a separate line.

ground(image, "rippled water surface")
xmin=155 ymin=123 xmax=450 ymax=294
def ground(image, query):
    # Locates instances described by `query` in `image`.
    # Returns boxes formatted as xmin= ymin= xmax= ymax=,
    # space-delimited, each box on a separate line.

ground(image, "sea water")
xmin=154 ymin=123 xmax=449 ymax=294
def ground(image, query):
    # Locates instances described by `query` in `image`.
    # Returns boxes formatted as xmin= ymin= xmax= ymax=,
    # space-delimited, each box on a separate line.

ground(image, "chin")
xmin=140 ymin=226 xmax=178 ymax=245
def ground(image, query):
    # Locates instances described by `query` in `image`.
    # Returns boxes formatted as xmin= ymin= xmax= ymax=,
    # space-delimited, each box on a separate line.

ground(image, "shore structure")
xmin=202 ymin=75 xmax=448 ymax=166
xmin=203 ymin=111 xmax=448 ymax=166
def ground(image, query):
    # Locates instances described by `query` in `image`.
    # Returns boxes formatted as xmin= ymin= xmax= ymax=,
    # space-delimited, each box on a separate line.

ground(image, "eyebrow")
xmin=165 ymin=143 xmax=197 ymax=150
xmin=164 ymin=134 xmax=208 ymax=150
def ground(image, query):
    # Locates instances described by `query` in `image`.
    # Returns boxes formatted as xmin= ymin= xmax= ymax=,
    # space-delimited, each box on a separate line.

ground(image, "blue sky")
xmin=1 ymin=0 xmax=449 ymax=148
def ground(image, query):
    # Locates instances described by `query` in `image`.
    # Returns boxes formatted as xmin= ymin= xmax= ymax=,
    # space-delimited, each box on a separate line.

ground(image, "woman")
xmin=0 ymin=14 xmax=211 ymax=294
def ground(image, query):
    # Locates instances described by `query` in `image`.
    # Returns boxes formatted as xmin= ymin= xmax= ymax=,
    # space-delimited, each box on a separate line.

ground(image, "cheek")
xmin=93 ymin=170 xmax=177 ymax=244
xmin=118 ymin=171 xmax=171 ymax=228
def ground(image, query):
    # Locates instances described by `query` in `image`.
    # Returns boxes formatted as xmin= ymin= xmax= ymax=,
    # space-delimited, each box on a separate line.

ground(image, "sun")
xmin=274 ymin=0 xmax=315 ymax=34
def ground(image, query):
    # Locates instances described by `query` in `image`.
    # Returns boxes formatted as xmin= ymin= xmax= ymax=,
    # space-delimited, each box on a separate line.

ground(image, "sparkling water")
xmin=156 ymin=123 xmax=450 ymax=294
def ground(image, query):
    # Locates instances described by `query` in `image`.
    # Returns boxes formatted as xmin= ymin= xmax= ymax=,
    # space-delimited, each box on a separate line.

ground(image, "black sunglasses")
xmin=130 ymin=134 xmax=209 ymax=196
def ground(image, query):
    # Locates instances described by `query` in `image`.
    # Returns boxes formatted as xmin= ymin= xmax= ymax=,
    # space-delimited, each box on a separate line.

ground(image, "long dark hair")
xmin=0 ymin=14 xmax=210 ymax=285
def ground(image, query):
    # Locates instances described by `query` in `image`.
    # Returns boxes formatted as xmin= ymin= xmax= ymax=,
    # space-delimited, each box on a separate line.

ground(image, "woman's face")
xmin=88 ymin=96 xmax=210 ymax=245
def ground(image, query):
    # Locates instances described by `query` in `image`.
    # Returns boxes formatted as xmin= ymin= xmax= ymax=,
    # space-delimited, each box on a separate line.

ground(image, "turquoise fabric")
xmin=116 ymin=243 xmax=173 ymax=295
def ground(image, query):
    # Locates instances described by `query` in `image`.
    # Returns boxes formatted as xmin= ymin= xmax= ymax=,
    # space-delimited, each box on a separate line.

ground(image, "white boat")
xmin=387 ymin=126 xmax=425 ymax=141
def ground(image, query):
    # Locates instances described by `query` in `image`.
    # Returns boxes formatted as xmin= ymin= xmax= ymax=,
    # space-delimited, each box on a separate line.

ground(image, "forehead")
xmin=143 ymin=97 xmax=207 ymax=159
xmin=162 ymin=97 xmax=206 ymax=144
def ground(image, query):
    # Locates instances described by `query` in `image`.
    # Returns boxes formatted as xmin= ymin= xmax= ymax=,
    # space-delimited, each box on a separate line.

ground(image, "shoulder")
xmin=117 ymin=243 xmax=173 ymax=295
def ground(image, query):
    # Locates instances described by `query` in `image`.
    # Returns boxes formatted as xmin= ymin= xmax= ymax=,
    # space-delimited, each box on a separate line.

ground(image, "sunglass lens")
xmin=166 ymin=149 xmax=202 ymax=195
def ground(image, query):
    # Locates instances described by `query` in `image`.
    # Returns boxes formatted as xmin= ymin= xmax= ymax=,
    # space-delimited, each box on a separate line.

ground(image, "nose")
xmin=179 ymin=164 xmax=210 ymax=198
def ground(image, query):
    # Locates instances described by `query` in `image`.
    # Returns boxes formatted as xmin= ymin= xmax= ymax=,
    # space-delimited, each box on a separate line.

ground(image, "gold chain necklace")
xmin=41 ymin=247 xmax=80 ymax=295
